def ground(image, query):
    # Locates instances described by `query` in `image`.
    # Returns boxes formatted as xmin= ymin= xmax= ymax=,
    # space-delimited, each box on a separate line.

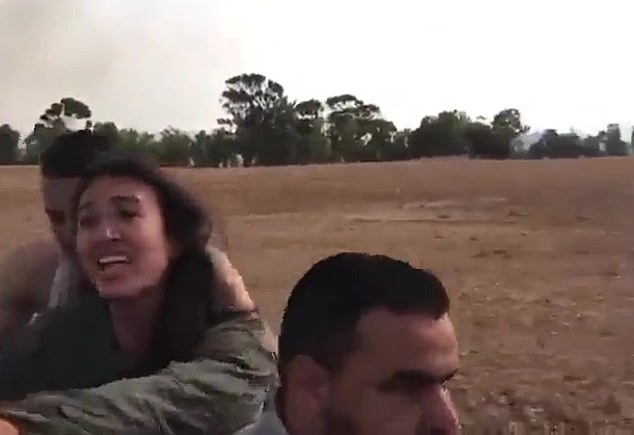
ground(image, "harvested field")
xmin=1 ymin=157 xmax=633 ymax=432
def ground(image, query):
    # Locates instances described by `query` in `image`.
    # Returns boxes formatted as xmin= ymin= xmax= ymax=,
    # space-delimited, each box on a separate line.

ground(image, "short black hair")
xmin=278 ymin=252 xmax=450 ymax=372
xmin=39 ymin=130 xmax=113 ymax=178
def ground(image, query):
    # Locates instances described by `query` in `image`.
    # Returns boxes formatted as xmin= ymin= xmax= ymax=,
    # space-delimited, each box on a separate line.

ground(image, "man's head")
xmin=278 ymin=252 xmax=459 ymax=435
xmin=39 ymin=130 xmax=111 ymax=254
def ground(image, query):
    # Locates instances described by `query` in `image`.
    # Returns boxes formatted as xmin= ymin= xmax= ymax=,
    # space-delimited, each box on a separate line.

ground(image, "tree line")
xmin=0 ymin=73 xmax=631 ymax=166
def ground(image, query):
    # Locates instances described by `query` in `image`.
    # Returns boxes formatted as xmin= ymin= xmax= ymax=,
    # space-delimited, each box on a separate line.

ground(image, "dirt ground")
xmin=1 ymin=158 xmax=633 ymax=432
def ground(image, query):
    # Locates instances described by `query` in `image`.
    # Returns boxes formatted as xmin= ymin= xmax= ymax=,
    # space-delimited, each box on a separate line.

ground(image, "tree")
xmin=361 ymin=119 xmax=398 ymax=161
xmin=190 ymin=130 xmax=211 ymax=167
xmin=39 ymin=97 xmax=92 ymax=130
xmin=258 ymin=99 xmax=300 ymax=166
xmin=491 ymin=108 xmax=529 ymax=140
xmin=581 ymin=134 xmax=603 ymax=156
xmin=0 ymin=124 xmax=20 ymax=164
xmin=295 ymin=99 xmax=330 ymax=163
xmin=379 ymin=129 xmax=411 ymax=161
xmin=117 ymin=128 xmax=157 ymax=153
xmin=325 ymin=94 xmax=385 ymax=162
xmin=464 ymin=122 xmax=509 ymax=159
xmin=154 ymin=127 xmax=192 ymax=166
xmin=606 ymin=123 xmax=628 ymax=156
xmin=219 ymin=73 xmax=298 ymax=166
xmin=92 ymin=122 xmax=120 ymax=147
xmin=326 ymin=94 xmax=362 ymax=162
xmin=207 ymin=128 xmax=239 ymax=167
xmin=190 ymin=129 xmax=239 ymax=167
xmin=24 ymin=97 xmax=93 ymax=163
xmin=24 ymin=124 xmax=59 ymax=164
xmin=408 ymin=110 xmax=470 ymax=157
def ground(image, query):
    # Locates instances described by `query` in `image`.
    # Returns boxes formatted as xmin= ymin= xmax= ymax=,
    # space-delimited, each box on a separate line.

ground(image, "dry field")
xmin=1 ymin=158 xmax=633 ymax=432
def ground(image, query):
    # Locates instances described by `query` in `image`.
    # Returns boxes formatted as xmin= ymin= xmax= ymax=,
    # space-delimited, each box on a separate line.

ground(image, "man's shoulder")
xmin=0 ymin=238 xmax=59 ymax=305
xmin=1 ymin=238 xmax=58 ymax=266
xmin=0 ymin=238 xmax=59 ymax=271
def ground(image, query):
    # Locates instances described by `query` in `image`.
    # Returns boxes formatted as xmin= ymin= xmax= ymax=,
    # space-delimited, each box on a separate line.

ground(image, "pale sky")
xmin=0 ymin=0 xmax=632 ymax=137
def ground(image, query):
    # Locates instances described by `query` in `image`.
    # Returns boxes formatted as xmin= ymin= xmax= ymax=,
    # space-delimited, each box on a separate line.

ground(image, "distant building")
xmin=511 ymin=129 xmax=602 ymax=158
xmin=509 ymin=131 xmax=544 ymax=157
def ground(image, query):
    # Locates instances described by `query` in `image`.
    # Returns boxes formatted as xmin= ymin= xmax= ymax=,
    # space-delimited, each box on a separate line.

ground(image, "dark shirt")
xmin=0 ymin=292 xmax=277 ymax=435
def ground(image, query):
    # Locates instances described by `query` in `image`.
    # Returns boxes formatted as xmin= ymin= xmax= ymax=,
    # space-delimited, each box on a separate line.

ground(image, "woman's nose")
xmin=92 ymin=220 xmax=121 ymax=241
xmin=105 ymin=225 xmax=121 ymax=240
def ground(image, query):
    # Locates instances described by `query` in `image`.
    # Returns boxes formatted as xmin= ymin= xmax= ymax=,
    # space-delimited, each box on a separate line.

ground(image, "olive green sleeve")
xmin=0 ymin=315 xmax=278 ymax=435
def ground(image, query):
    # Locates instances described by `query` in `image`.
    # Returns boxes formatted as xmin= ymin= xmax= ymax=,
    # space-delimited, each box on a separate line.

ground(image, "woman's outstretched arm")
xmin=0 ymin=312 xmax=277 ymax=435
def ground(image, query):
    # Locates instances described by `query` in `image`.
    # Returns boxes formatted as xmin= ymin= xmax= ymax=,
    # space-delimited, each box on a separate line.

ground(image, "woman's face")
xmin=76 ymin=176 xmax=174 ymax=299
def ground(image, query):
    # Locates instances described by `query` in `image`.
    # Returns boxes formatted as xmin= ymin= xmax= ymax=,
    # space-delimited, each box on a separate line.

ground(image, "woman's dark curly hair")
xmin=70 ymin=150 xmax=226 ymax=369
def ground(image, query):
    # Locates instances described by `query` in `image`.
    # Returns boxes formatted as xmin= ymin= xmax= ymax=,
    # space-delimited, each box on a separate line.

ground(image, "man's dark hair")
xmin=278 ymin=252 xmax=450 ymax=372
xmin=39 ymin=130 xmax=112 ymax=178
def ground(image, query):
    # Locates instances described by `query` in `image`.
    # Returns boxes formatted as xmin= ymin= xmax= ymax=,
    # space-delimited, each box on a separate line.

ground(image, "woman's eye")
xmin=118 ymin=209 xmax=138 ymax=220
xmin=78 ymin=214 xmax=97 ymax=228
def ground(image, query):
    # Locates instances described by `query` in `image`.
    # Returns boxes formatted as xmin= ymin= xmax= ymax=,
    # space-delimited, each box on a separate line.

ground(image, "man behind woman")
xmin=0 ymin=131 xmax=110 ymax=347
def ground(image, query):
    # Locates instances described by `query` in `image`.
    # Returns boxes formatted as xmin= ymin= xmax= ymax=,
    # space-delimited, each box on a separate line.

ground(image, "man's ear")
xmin=285 ymin=355 xmax=331 ymax=410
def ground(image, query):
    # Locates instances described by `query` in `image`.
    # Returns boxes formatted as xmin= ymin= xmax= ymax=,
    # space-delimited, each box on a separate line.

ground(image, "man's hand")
xmin=208 ymin=247 xmax=278 ymax=353
xmin=208 ymin=247 xmax=256 ymax=313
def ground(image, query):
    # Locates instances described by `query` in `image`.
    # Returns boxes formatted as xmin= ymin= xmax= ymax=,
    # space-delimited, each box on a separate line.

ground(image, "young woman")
xmin=0 ymin=153 xmax=277 ymax=435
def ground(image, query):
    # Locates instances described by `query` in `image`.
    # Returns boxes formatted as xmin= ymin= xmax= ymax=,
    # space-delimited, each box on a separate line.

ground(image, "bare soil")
xmin=1 ymin=157 xmax=633 ymax=432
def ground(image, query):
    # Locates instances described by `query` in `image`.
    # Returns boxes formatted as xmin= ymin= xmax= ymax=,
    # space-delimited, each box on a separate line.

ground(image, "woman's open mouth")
xmin=97 ymin=254 xmax=131 ymax=272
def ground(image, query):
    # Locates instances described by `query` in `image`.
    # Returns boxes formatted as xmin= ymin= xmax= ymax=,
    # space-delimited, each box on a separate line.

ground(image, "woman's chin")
xmin=96 ymin=284 xmax=141 ymax=300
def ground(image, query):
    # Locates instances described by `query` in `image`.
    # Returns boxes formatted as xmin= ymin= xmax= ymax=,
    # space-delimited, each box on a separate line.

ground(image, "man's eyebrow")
xmin=440 ymin=368 xmax=458 ymax=383
xmin=385 ymin=368 xmax=458 ymax=386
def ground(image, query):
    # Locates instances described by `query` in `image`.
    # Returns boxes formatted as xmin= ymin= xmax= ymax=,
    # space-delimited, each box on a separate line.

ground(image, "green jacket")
xmin=0 ymin=293 xmax=278 ymax=435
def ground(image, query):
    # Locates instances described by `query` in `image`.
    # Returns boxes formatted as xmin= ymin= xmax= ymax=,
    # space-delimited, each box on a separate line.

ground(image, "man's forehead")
xmin=357 ymin=309 xmax=455 ymax=342
xmin=347 ymin=309 xmax=459 ymax=379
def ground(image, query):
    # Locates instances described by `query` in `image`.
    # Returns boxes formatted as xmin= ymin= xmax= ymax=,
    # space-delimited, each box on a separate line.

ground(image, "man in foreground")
xmin=0 ymin=130 xmax=112 ymax=346
xmin=242 ymin=252 xmax=460 ymax=435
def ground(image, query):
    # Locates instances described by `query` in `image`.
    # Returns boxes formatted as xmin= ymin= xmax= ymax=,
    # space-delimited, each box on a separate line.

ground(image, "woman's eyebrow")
xmin=78 ymin=195 xmax=141 ymax=213
xmin=110 ymin=195 xmax=141 ymax=205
